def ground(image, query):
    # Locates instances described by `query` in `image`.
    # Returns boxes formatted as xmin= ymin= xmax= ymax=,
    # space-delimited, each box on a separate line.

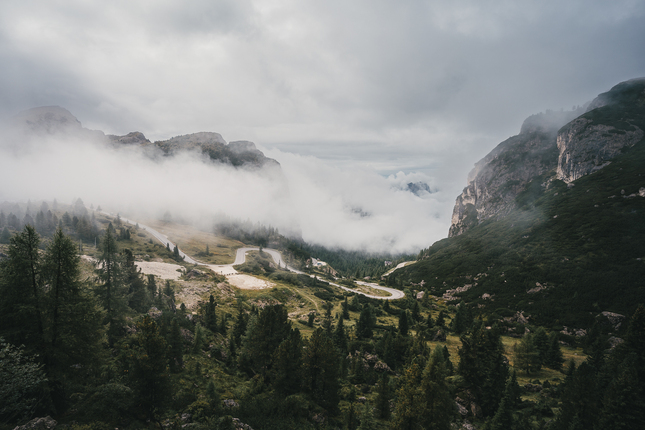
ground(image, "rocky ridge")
xmin=6 ymin=106 xmax=279 ymax=170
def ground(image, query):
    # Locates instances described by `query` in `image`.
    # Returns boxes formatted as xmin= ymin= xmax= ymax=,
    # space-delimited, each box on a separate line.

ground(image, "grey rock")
xmin=12 ymin=416 xmax=57 ymax=430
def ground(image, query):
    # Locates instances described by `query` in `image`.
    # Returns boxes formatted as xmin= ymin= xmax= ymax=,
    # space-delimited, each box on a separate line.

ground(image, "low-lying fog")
xmin=0 ymin=129 xmax=451 ymax=254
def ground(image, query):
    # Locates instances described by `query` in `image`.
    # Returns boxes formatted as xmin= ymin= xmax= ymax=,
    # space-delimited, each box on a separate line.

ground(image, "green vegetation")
xmin=400 ymin=137 xmax=645 ymax=328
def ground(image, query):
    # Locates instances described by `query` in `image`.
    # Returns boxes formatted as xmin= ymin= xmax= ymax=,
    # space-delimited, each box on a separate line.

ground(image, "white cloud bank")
xmin=0 ymin=132 xmax=450 ymax=254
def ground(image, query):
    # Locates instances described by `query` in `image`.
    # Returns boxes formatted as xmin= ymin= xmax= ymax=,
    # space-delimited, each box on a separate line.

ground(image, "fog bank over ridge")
xmin=0 ymin=106 xmax=447 ymax=253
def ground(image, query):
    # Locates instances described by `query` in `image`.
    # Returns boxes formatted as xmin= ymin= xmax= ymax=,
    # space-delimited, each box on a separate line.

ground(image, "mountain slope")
xmin=399 ymin=78 xmax=645 ymax=328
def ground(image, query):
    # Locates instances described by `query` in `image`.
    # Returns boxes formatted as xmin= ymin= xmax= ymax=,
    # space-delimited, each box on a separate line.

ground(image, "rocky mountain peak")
xmin=449 ymin=78 xmax=645 ymax=237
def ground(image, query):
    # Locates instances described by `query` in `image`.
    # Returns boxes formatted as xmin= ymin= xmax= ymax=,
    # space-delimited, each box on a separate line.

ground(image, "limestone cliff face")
xmin=449 ymin=109 xmax=581 ymax=237
xmin=449 ymin=78 xmax=645 ymax=237
xmin=556 ymin=78 xmax=645 ymax=183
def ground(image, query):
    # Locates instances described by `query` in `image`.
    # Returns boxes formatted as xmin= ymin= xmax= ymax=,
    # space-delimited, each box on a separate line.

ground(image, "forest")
xmin=1 ymin=209 xmax=645 ymax=429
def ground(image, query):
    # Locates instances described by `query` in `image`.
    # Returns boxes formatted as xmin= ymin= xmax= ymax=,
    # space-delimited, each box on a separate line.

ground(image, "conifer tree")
xmin=545 ymin=332 xmax=564 ymax=370
xmin=0 ymin=225 xmax=45 ymax=354
xmin=126 ymin=316 xmax=170 ymax=422
xmin=356 ymin=305 xmax=374 ymax=339
xmin=192 ymin=323 xmax=204 ymax=354
xmin=419 ymin=346 xmax=454 ymax=430
xmin=342 ymin=296 xmax=350 ymax=319
xmin=167 ymin=318 xmax=183 ymax=373
xmin=375 ymin=372 xmax=391 ymax=419
xmin=487 ymin=372 xmax=520 ymax=430
xmin=458 ymin=322 xmax=508 ymax=416
xmin=42 ymin=228 xmax=105 ymax=372
xmin=302 ymin=328 xmax=340 ymax=412
xmin=357 ymin=401 xmax=377 ymax=430
xmin=334 ymin=316 xmax=348 ymax=353
xmin=271 ymin=328 xmax=303 ymax=396
xmin=513 ymin=334 xmax=541 ymax=374
xmin=398 ymin=311 xmax=409 ymax=336
xmin=97 ymin=225 xmax=125 ymax=344
xmin=204 ymin=295 xmax=218 ymax=332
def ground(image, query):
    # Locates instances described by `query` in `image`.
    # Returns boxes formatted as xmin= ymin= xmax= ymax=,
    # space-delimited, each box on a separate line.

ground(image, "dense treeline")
xmin=2 ymin=221 xmax=644 ymax=429
xmin=289 ymin=241 xmax=414 ymax=279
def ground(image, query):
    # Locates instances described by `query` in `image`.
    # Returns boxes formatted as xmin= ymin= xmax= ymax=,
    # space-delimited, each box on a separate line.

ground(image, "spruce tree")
xmin=42 ymin=228 xmax=105 ymax=372
xmin=419 ymin=346 xmax=454 ymax=430
xmin=375 ymin=372 xmax=391 ymax=419
xmin=271 ymin=328 xmax=303 ymax=396
xmin=458 ymin=322 xmax=508 ymax=417
xmin=302 ymin=328 xmax=340 ymax=412
xmin=97 ymin=225 xmax=125 ymax=344
xmin=126 ymin=316 xmax=170 ymax=422
xmin=167 ymin=318 xmax=183 ymax=372
xmin=399 ymin=311 xmax=409 ymax=336
xmin=0 ymin=225 xmax=45 ymax=354
xmin=545 ymin=332 xmax=564 ymax=370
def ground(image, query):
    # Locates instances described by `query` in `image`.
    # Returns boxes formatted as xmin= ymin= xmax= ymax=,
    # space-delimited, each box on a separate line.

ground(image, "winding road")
xmin=111 ymin=213 xmax=404 ymax=300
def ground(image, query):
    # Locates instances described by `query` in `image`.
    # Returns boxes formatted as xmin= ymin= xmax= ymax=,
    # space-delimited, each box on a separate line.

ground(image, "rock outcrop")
xmin=450 ymin=78 xmax=645 ymax=237
xmin=449 ymin=108 xmax=583 ymax=237
xmin=556 ymin=78 xmax=645 ymax=183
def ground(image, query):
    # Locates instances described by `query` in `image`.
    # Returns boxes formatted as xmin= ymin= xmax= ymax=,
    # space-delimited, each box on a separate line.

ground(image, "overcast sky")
xmin=1 ymin=0 xmax=644 ymax=251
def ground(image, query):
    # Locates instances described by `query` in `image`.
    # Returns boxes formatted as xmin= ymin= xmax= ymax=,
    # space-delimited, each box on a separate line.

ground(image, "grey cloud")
xmin=0 ymin=0 xmax=643 ymax=249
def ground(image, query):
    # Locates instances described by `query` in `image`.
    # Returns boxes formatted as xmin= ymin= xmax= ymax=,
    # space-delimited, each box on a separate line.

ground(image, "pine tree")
xmin=192 ymin=323 xmax=204 ymax=354
xmin=204 ymin=295 xmax=218 ymax=332
xmin=342 ymin=296 xmax=350 ymax=320
xmin=513 ymin=334 xmax=541 ymax=374
xmin=487 ymin=372 xmax=520 ymax=430
xmin=398 ymin=311 xmax=409 ymax=336
xmin=533 ymin=327 xmax=549 ymax=366
xmin=238 ymin=305 xmax=291 ymax=375
xmin=42 ymin=228 xmax=105 ymax=372
xmin=436 ymin=310 xmax=445 ymax=327
xmin=356 ymin=305 xmax=374 ymax=339
xmin=357 ymin=402 xmax=377 ymax=430
xmin=545 ymin=332 xmax=564 ymax=370
xmin=391 ymin=361 xmax=423 ymax=430
xmin=0 ymin=226 xmax=45 ymax=354
xmin=419 ymin=346 xmax=454 ymax=430
xmin=271 ymin=328 xmax=303 ymax=396
xmin=97 ymin=225 xmax=125 ymax=344
xmin=334 ymin=316 xmax=348 ymax=352
xmin=375 ymin=372 xmax=391 ymax=419
xmin=346 ymin=402 xmax=359 ymax=430
xmin=167 ymin=318 xmax=183 ymax=373
xmin=302 ymin=328 xmax=340 ymax=412
xmin=126 ymin=316 xmax=170 ymax=422
xmin=458 ymin=322 xmax=508 ymax=417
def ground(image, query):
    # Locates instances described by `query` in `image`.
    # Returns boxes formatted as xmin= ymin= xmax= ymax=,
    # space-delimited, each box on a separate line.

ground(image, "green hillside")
xmin=399 ymin=132 xmax=645 ymax=329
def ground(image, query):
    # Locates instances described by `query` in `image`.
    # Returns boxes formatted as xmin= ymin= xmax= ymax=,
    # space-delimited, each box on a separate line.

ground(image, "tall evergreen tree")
xmin=398 ymin=311 xmax=409 ymax=336
xmin=96 ymin=225 xmax=125 ymax=344
xmin=334 ymin=316 xmax=348 ymax=353
xmin=356 ymin=305 xmax=374 ymax=339
xmin=0 ymin=226 xmax=45 ymax=354
xmin=271 ymin=328 xmax=303 ymax=396
xmin=238 ymin=305 xmax=291 ymax=375
xmin=125 ymin=316 xmax=170 ymax=422
xmin=42 ymin=228 xmax=105 ymax=372
xmin=545 ymin=332 xmax=564 ymax=370
xmin=302 ymin=328 xmax=340 ymax=412
xmin=375 ymin=372 xmax=391 ymax=420
xmin=458 ymin=322 xmax=508 ymax=417
xmin=167 ymin=318 xmax=183 ymax=373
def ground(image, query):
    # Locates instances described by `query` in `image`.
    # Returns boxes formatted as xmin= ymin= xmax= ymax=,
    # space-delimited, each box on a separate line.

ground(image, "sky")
xmin=1 ymin=0 xmax=644 ymax=253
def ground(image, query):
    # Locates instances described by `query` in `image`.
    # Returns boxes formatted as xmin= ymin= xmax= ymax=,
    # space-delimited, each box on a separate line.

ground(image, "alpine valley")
xmin=1 ymin=78 xmax=644 ymax=430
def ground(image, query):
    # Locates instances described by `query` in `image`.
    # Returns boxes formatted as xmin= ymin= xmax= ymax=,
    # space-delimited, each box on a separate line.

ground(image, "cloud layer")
xmin=0 ymin=129 xmax=447 ymax=253
xmin=1 ymin=0 xmax=643 ymax=250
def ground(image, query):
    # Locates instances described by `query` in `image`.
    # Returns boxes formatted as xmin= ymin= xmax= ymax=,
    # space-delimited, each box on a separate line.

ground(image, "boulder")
xmin=12 ymin=416 xmax=57 ymax=430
